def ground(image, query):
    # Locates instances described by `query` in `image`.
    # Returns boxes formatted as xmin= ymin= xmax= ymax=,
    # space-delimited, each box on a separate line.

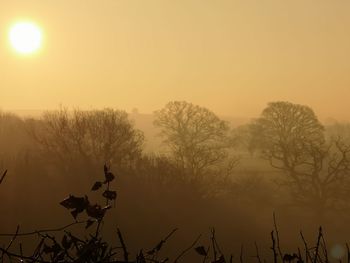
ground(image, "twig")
xmin=95 ymin=219 xmax=102 ymax=238
xmin=117 ymin=228 xmax=129 ymax=262
xmin=255 ymin=242 xmax=262 ymax=263
xmin=320 ymin=231 xmax=328 ymax=263
xmin=300 ymin=231 xmax=312 ymax=263
xmin=211 ymin=228 xmax=217 ymax=261
xmin=148 ymin=228 xmax=178 ymax=255
xmin=202 ymin=246 xmax=210 ymax=263
xmin=273 ymin=212 xmax=283 ymax=261
xmin=346 ymin=243 xmax=350 ymax=263
xmin=212 ymin=228 xmax=224 ymax=258
xmin=0 ymin=247 xmax=51 ymax=263
xmin=173 ymin=234 xmax=201 ymax=263
xmin=271 ymin=231 xmax=278 ymax=263
xmin=5 ymin=225 xmax=20 ymax=252
xmin=314 ymin=227 xmax=322 ymax=263
xmin=0 ymin=170 xmax=7 ymax=185
xmin=0 ymin=221 xmax=86 ymax=237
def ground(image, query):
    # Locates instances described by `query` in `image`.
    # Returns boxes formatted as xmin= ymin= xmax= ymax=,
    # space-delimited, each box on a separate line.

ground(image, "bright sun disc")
xmin=9 ymin=22 xmax=43 ymax=54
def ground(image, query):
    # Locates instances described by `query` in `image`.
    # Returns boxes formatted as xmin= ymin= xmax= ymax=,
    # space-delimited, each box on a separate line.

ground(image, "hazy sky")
xmin=1 ymin=0 xmax=349 ymax=120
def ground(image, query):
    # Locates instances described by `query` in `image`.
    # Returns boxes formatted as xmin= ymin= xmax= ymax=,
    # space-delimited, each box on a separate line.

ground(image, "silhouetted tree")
xmin=29 ymin=108 xmax=144 ymax=169
xmin=154 ymin=101 xmax=237 ymax=181
xmin=251 ymin=101 xmax=325 ymax=161
xmin=252 ymin=101 xmax=350 ymax=215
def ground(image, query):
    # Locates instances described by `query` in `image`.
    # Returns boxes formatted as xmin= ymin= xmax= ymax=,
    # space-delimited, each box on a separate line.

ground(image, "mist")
xmin=1 ymin=1 xmax=350 ymax=262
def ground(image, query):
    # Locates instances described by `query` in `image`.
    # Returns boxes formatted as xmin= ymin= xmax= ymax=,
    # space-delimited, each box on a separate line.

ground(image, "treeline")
xmin=1 ymin=101 xmax=350 ymax=214
xmin=1 ymin=101 xmax=350 ymax=261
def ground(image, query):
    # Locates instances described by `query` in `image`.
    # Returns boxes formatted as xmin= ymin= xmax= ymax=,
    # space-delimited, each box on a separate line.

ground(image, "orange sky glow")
xmin=1 ymin=0 xmax=349 ymax=121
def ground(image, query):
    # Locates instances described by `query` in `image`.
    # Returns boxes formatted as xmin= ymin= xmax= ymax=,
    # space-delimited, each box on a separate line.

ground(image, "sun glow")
xmin=9 ymin=21 xmax=43 ymax=55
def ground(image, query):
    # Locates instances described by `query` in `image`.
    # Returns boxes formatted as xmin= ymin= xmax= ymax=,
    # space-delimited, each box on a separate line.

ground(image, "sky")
xmin=0 ymin=0 xmax=350 ymax=121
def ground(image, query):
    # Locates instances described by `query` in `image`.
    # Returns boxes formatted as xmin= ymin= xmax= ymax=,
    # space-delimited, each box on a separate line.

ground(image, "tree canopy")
xmin=154 ymin=101 xmax=236 ymax=179
xmin=252 ymin=101 xmax=350 ymax=215
xmin=29 ymin=108 xmax=144 ymax=169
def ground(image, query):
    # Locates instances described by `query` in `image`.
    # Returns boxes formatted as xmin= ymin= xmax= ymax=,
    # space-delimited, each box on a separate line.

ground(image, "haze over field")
xmin=2 ymin=2 xmax=350 ymax=262
xmin=1 ymin=0 xmax=350 ymax=121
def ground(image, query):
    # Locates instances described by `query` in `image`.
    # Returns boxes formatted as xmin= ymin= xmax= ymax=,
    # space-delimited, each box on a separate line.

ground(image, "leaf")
xmin=71 ymin=209 xmax=79 ymax=220
xmin=137 ymin=250 xmax=146 ymax=263
xmin=91 ymin=181 xmax=102 ymax=191
xmin=104 ymin=172 xmax=115 ymax=183
xmin=60 ymin=195 xmax=88 ymax=210
xmin=51 ymin=243 xmax=62 ymax=257
xmin=60 ymin=195 xmax=89 ymax=219
xmin=61 ymin=235 xmax=71 ymax=250
xmin=42 ymin=243 xmax=62 ymax=257
xmin=195 ymin=246 xmax=207 ymax=256
xmin=212 ymin=255 xmax=225 ymax=263
xmin=86 ymin=204 xmax=105 ymax=220
xmin=102 ymin=190 xmax=117 ymax=200
xmin=55 ymin=251 xmax=65 ymax=261
xmin=43 ymin=243 xmax=52 ymax=254
xmin=85 ymin=219 xmax=95 ymax=229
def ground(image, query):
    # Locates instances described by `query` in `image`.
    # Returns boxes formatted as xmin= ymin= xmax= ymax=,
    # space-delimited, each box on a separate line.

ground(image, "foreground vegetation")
xmin=1 ymin=166 xmax=346 ymax=263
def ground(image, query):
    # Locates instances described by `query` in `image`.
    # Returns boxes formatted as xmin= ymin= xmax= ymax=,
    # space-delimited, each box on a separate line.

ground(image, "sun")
xmin=9 ymin=21 xmax=43 ymax=55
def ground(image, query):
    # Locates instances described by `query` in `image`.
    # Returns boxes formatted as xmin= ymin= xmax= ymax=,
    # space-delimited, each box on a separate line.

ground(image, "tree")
xmin=154 ymin=101 xmax=237 ymax=180
xmin=29 ymin=108 xmax=144 ymax=170
xmin=251 ymin=101 xmax=325 ymax=167
xmin=252 ymin=101 xmax=350 ymax=215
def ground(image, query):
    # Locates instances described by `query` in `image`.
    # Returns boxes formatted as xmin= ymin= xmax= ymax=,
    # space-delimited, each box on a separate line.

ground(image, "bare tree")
xmin=252 ymin=101 xmax=350 ymax=215
xmin=251 ymin=101 xmax=325 ymax=162
xmin=29 ymin=108 xmax=144 ymax=169
xmin=154 ymin=101 xmax=237 ymax=181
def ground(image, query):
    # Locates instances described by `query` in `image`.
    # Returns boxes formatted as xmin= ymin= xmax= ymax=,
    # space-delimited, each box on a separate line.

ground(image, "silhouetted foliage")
xmin=1 ymin=167 xmax=348 ymax=263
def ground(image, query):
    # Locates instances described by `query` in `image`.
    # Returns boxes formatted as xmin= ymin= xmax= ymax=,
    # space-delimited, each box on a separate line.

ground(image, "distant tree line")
xmin=1 ymin=100 xmax=350 ymax=216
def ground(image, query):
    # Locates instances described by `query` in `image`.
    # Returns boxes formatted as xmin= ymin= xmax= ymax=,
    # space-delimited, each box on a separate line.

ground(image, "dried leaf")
xmin=60 ymin=195 xmax=88 ymax=210
xmin=195 ymin=246 xmax=207 ymax=256
xmin=60 ymin=195 xmax=89 ymax=219
xmin=85 ymin=219 xmax=95 ymax=229
xmin=104 ymin=172 xmax=115 ymax=183
xmin=212 ymin=255 xmax=225 ymax=263
xmin=86 ymin=204 xmax=105 ymax=220
xmin=91 ymin=181 xmax=102 ymax=191
xmin=102 ymin=190 xmax=117 ymax=200
xmin=61 ymin=235 xmax=71 ymax=250
xmin=71 ymin=209 xmax=79 ymax=220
